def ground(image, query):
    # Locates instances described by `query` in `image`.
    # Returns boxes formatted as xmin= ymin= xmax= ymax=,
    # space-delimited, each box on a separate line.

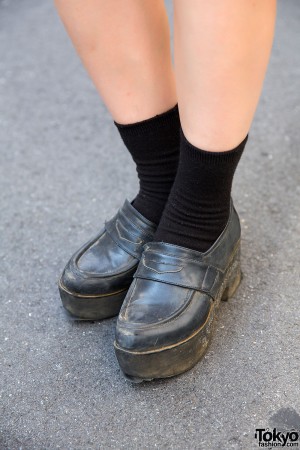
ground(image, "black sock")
xmin=114 ymin=105 xmax=180 ymax=225
xmin=154 ymin=128 xmax=248 ymax=252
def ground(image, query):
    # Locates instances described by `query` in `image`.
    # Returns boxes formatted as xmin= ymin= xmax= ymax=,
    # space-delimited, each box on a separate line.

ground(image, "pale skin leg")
xmin=54 ymin=0 xmax=177 ymax=124
xmin=173 ymin=0 xmax=277 ymax=151
xmin=54 ymin=0 xmax=276 ymax=149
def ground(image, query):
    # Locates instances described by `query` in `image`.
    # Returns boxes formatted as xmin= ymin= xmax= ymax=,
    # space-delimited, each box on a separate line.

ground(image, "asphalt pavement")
xmin=1 ymin=1 xmax=300 ymax=449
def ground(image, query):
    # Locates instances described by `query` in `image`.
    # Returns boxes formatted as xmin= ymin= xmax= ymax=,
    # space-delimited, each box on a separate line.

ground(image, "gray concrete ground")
xmin=1 ymin=1 xmax=300 ymax=449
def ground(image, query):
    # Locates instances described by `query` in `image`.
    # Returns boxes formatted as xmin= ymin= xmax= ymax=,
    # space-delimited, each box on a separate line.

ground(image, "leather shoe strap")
xmin=105 ymin=200 xmax=156 ymax=259
xmin=134 ymin=243 xmax=222 ymax=298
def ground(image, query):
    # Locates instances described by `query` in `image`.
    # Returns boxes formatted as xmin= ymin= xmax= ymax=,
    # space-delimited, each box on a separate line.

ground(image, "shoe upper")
xmin=115 ymin=202 xmax=241 ymax=351
xmin=59 ymin=200 xmax=156 ymax=296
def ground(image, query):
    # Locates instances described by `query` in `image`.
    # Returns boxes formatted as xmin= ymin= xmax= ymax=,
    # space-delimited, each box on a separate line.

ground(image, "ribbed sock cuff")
xmin=114 ymin=104 xmax=179 ymax=136
xmin=180 ymin=127 xmax=248 ymax=165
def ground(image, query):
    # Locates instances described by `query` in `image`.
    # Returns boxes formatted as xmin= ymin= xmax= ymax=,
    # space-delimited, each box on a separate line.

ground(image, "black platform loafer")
xmin=59 ymin=200 xmax=156 ymax=320
xmin=114 ymin=202 xmax=242 ymax=381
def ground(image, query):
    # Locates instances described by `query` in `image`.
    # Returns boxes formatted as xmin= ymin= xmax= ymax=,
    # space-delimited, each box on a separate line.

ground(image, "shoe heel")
xmin=221 ymin=248 xmax=242 ymax=302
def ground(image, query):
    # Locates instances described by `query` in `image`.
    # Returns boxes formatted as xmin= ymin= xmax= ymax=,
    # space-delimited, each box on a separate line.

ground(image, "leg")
xmin=155 ymin=0 xmax=277 ymax=251
xmin=54 ymin=0 xmax=176 ymax=123
xmin=56 ymin=1 xmax=180 ymax=320
xmin=173 ymin=0 xmax=277 ymax=151
xmin=115 ymin=1 xmax=277 ymax=381
xmin=55 ymin=0 xmax=180 ymax=225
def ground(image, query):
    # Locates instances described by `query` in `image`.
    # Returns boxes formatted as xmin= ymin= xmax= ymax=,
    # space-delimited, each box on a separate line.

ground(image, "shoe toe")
xmin=116 ymin=277 xmax=212 ymax=352
xmin=58 ymin=200 xmax=157 ymax=320
xmin=77 ymin=231 xmax=136 ymax=275
xmin=59 ymin=233 xmax=137 ymax=297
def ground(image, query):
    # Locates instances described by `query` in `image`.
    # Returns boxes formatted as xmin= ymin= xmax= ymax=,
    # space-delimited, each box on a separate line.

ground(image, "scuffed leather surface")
xmin=116 ymin=202 xmax=241 ymax=351
xmin=60 ymin=200 xmax=156 ymax=296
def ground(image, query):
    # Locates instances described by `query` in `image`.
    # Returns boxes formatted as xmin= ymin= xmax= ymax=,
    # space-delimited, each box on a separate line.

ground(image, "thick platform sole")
xmin=58 ymin=280 xmax=128 ymax=320
xmin=114 ymin=245 xmax=242 ymax=382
